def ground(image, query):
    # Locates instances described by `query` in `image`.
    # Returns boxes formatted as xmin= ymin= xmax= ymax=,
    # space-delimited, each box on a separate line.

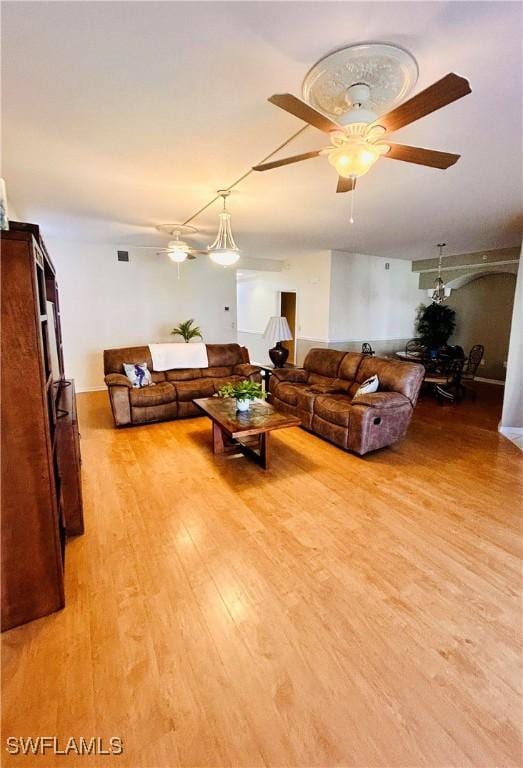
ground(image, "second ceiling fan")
xmin=253 ymin=44 xmax=471 ymax=194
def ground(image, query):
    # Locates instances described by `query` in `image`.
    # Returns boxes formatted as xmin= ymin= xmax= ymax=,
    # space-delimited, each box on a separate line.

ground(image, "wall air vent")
xmin=117 ymin=250 xmax=129 ymax=262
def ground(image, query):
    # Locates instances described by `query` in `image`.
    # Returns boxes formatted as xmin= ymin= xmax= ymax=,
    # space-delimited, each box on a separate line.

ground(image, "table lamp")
xmin=263 ymin=316 xmax=293 ymax=367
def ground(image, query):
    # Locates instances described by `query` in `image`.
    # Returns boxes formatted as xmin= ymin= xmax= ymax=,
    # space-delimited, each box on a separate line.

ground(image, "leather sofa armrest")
xmin=233 ymin=363 xmax=262 ymax=379
xmin=352 ymin=391 xmax=411 ymax=409
xmin=105 ymin=373 xmax=132 ymax=388
xmin=271 ymin=368 xmax=308 ymax=383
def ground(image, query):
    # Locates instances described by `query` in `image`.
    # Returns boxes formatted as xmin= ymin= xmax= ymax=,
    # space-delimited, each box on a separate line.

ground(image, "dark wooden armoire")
xmin=1 ymin=222 xmax=84 ymax=631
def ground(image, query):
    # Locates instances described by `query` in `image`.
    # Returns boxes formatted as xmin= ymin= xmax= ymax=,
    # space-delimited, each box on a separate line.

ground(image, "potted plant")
xmin=217 ymin=380 xmax=266 ymax=412
xmin=171 ymin=319 xmax=203 ymax=343
xmin=415 ymin=303 xmax=456 ymax=356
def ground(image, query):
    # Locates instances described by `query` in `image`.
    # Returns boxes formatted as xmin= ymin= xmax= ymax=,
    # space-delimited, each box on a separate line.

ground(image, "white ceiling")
xmin=2 ymin=1 xmax=522 ymax=260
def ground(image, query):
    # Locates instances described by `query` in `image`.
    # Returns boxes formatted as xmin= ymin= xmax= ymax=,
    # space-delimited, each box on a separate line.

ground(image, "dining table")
xmin=394 ymin=349 xmax=466 ymax=398
xmin=394 ymin=350 xmax=427 ymax=363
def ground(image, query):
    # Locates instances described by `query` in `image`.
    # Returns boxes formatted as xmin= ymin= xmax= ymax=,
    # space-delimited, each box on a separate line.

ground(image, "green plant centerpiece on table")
xmin=415 ymin=303 xmax=456 ymax=355
xmin=171 ymin=319 xmax=203 ymax=343
xmin=218 ymin=379 xmax=266 ymax=412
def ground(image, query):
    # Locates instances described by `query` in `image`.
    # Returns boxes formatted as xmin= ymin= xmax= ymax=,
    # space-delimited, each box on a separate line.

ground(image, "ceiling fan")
xmin=134 ymin=225 xmax=208 ymax=260
xmin=253 ymin=71 xmax=471 ymax=194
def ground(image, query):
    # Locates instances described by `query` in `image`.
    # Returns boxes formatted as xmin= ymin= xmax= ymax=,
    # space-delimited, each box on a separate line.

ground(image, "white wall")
xmin=6 ymin=196 xmax=22 ymax=222
xmin=237 ymin=249 xmax=424 ymax=365
xmin=47 ymin=238 xmax=237 ymax=390
xmin=501 ymin=251 xmax=523 ymax=432
xmin=329 ymin=251 xmax=425 ymax=342
xmin=237 ymin=251 xmax=331 ymax=365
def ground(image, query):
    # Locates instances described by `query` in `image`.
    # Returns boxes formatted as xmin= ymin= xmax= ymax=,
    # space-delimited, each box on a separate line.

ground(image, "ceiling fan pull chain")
xmin=349 ymin=182 xmax=356 ymax=224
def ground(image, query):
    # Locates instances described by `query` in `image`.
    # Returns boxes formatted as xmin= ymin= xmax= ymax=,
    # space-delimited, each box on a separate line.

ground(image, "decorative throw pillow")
xmin=123 ymin=362 xmax=153 ymax=388
xmin=354 ymin=374 xmax=379 ymax=397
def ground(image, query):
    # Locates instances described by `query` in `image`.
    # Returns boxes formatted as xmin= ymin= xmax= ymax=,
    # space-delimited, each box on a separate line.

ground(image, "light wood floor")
xmin=2 ymin=385 xmax=522 ymax=767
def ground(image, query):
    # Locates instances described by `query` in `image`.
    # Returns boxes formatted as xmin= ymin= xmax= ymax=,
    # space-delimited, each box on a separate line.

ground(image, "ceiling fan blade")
xmin=268 ymin=94 xmax=340 ymax=133
xmin=372 ymin=73 xmax=471 ymax=134
xmin=336 ymin=176 xmax=356 ymax=193
xmin=253 ymin=150 xmax=322 ymax=172
xmin=383 ymin=143 xmax=460 ymax=169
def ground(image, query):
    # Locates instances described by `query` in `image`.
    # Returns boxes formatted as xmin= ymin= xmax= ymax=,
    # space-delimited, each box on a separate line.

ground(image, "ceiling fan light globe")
xmin=328 ymin=141 xmax=381 ymax=178
xmin=208 ymin=249 xmax=241 ymax=267
xmin=167 ymin=249 xmax=188 ymax=263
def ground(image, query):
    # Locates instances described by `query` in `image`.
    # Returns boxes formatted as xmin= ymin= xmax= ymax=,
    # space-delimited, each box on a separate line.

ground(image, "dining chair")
xmin=425 ymin=358 xmax=465 ymax=404
xmin=461 ymin=344 xmax=484 ymax=399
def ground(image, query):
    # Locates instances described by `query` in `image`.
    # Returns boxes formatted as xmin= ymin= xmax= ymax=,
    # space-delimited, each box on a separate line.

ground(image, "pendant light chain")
xmin=432 ymin=242 xmax=447 ymax=304
xmin=349 ymin=183 xmax=355 ymax=224
xmin=181 ymin=125 xmax=309 ymax=227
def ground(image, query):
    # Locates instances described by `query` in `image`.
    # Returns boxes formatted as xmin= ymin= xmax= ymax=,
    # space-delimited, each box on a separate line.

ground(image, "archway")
xmin=446 ymin=271 xmax=517 ymax=381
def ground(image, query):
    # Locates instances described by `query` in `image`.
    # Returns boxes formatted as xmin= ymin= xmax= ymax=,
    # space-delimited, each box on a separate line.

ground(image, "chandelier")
xmin=208 ymin=191 xmax=241 ymax=266
xmin=432 ymin=243 xmax=447 ymax=304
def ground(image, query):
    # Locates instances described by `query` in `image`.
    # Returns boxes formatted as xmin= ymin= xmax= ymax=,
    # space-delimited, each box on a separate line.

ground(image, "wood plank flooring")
xmin=2 ymin=384 xmax=522 ymax=767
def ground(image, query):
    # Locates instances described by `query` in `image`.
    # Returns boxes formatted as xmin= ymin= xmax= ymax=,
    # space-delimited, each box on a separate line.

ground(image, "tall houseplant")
xmin=415 ymin=303 xmax=456 ymax=351
xmin=171 ymin=319 xmax=203 ymax=343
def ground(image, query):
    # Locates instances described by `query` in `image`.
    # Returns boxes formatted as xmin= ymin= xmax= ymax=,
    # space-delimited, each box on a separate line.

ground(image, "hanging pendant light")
xmin=208 ymin=190 xmax=241 ymax=266
xmin=431 ymin=243 xmax=447 ymax=304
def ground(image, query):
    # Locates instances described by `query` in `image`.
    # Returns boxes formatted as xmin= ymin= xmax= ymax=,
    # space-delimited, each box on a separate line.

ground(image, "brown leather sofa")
xmin=269 ymin=348 xmax=424 ymax=455
xmin=104 ymin=343 xmax=261 ymax=426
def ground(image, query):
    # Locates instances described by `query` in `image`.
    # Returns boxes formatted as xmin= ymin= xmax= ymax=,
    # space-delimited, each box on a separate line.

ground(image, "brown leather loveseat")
xmin=270 ymin=348 xmax=424 ymax=455
xmin=104 ymin=343 xmax=261 ymax=426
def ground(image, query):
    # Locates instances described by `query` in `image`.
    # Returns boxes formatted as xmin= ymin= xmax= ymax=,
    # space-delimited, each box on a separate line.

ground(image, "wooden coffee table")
xmin=193 ymin=397 xmax=301 ymax=470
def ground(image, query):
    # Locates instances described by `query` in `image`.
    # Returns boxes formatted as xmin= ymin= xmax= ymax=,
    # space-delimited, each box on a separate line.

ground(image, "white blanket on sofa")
xmin=149 ymin=342 xmax=208 ymax=371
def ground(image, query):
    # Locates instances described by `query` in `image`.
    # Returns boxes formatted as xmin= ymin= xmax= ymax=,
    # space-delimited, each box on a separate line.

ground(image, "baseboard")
xmin=499 ymin=426 xmax=523 ymax=436
xmin=475 ymin=377 xmax=505 ymax=385
xmin=75 ymin=385 xmax=106 ymax=393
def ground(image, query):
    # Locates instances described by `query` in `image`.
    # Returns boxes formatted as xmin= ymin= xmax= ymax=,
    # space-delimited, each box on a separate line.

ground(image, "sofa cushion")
xmin=295 ymin=388 xmax=317 ymax=413
xmin=211 ymin=375 xmax=245 ymax=392
xmin=206 ymin=343 xmax=244 ymax=367
xmin=303 ymin=348 xmax=346 ymax=378
xmin=308 ymin=372 xmax=335 ymax=388
xmin=274 ymin=382 xmax=310 ymax=406
xmin=314 ymin=394 xmax=353 ymax=428
xmin=308 ymin=384 xmax=347 ymax=395
xmin=201 ymin=366 xmax=234 ymax=378
xmin=130 ymin=381 xmax=176 ymax=407
xmin=338 ymin=352 xmax=365 ymax=382
xmin=166 ymin=368 xmax=202 ymax=382
xmin=174 ymin=379 xmax=215 ymax=401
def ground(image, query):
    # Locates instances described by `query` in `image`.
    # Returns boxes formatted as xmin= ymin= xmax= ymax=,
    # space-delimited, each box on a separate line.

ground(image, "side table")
xmin=253 ymin=362 xmax=296 ymax=394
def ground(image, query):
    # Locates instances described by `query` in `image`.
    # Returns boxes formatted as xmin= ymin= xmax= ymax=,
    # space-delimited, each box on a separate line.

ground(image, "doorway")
xmin=279 ymin=291 xmax=297 ymax=364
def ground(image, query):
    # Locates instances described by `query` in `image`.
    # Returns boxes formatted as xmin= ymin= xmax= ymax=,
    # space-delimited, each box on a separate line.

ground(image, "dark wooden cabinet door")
xmin=1 ymin=223 xmax=84 ymax=631
xmin=1 ymin=233 xmax=65 ymax=630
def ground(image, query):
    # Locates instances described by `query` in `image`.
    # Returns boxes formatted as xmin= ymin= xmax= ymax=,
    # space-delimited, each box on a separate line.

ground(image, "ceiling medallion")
xmin=302 ymin=42 xmax=419 ymax=118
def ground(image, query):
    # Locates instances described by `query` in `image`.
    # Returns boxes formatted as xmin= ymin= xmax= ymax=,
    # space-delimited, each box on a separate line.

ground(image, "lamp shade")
xmin=263 ymin=316 xmax=293 ymax=343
